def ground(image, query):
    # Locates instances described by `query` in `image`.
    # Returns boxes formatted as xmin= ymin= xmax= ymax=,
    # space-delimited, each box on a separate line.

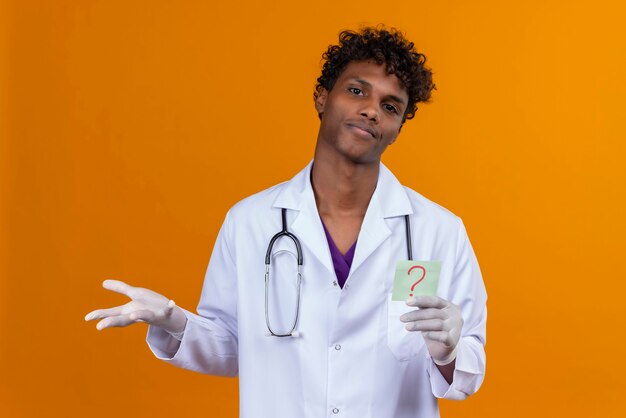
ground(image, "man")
xmin=86 ymin=26 xmax=487 ymax=417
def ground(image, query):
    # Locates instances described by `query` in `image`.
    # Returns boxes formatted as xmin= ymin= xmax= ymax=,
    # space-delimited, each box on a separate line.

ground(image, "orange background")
xmin=2 ymin=1 xmax=625 ymax=417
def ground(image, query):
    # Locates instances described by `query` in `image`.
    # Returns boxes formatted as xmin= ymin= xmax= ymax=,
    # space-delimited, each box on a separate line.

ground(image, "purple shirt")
xmin=321 ymin=220 xmax=357 ymax=288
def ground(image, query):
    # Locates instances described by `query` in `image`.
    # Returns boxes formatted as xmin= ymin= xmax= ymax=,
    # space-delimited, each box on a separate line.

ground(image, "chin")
xmin=341 ymin=150 xmax=380 ymax=165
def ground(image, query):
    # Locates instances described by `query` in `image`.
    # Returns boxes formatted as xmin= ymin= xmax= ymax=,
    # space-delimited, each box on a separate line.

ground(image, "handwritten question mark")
xmin=407 ymin=265 xmax=426 ymax=297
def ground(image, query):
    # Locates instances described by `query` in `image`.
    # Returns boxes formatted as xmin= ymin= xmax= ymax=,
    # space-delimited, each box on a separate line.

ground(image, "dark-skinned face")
xmin=315 ymin=60 xmax=409 ymax=165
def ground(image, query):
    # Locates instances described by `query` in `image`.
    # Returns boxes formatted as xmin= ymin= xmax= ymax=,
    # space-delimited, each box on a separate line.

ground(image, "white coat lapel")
xmin=349 ymin=163 xmax=414 ymax=276
xmin=290 ymin=197 xmax=334 ymax=275
xmin=349 ymin=190 xmax=391 ymax=275
xmin=271 ymin=162 xmax=413 ymax=277
xmin=272 ymin=162 xmax=335 ymax=275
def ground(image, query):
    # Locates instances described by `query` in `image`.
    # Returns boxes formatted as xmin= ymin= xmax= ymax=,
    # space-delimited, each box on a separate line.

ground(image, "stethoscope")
xmin=264 ymin=208 xmax=413 ymax=337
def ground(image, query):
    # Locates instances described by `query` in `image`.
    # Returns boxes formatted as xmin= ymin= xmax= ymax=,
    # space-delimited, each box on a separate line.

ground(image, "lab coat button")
xmin=332 ymin=408 xmax=339 ymax=414
xmin=332 ymin=281 xmax=338 ymax=286
xmin=334 ymin=344 xmax=341 ymax=351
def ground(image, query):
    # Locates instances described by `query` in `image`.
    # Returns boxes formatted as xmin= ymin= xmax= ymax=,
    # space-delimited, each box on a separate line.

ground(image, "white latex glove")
xmin=84 ymin=279 xmax=187 ymax=334
xmin=400 ymin=295 xmax=463 ymax=365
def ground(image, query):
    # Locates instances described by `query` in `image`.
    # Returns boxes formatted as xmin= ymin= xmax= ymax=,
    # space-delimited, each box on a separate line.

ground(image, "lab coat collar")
xmin=272 ymin=160 xmax=414 ymax=276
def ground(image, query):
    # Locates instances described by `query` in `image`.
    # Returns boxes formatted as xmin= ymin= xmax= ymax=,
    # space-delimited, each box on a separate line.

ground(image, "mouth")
xmin=346 ymin=122 xmax=377 ymax=139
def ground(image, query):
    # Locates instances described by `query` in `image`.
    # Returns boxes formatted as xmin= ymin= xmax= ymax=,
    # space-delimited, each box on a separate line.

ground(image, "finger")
xmin=422 ymin=331 xmax=453 ymax=345
xmin=153 ymin=300 xmax=176 ymax=321
xmin=84 ymin=306 xmax=125 ymax=321
xmin=400 ymin=308 xmax=445 ymax=323
xmin=406 ymin=295 xmax=448 ymax=309
xmin=159 ymin=299 xmax=176 ymax=317
xmin=404 ymin=318 xmax=445 ymax=332
xmin=95 ymin=314 xmax=138 ymax=330
xmin=128 ymin=309 xmax=156 ymax=323
xmin=167 ymin=299 xmax=176 ymax=311
xmin=102 ymin=279 xmax=136 ymax=298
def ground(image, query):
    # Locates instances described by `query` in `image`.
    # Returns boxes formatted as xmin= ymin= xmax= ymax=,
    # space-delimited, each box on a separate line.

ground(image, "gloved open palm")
xmin=84 ymin=279 xmax=186 ymax=334
xmin=400 ymin=295 xmax=463 ymax=365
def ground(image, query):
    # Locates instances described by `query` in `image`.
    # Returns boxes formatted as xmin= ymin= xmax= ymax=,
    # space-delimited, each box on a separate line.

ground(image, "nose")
xmin=359 ymin=99 xmax=379 ymax=122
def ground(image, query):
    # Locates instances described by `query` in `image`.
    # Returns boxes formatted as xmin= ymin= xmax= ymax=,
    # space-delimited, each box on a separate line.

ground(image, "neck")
xmin=311 ymin=145 xmax=380 ymax=219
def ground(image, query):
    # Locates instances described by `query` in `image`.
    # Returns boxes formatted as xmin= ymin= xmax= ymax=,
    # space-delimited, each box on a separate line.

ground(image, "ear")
xmin=315 ymin=89 xmax=328 ymax=118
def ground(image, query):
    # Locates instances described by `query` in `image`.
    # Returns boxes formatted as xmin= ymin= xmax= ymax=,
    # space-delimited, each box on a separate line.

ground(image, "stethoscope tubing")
xmin=265 ymin=209 xmax=413 ymax=337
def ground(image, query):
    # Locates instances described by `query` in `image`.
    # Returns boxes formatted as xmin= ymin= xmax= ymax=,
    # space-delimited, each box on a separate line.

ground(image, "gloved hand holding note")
xmin=393 ymin=261 xmax=463 ymax=366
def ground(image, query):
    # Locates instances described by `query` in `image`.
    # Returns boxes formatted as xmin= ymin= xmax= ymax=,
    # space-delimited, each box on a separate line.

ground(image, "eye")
xmin=384 ymin=104 xmax=399 ymax=114
xmin=348 ymin=87 xmax=363 ymax=95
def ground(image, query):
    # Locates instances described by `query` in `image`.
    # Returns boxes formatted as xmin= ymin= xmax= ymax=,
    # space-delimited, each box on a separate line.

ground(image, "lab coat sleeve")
xmin=146 ymin=211 xmax=239 ymax=377
xmin=429 ymin=219 xmax=487 ymax=400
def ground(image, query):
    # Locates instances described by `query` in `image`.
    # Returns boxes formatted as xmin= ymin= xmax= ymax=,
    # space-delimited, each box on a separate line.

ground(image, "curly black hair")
xmin=314 ymin=26 xmax=435 ymax=121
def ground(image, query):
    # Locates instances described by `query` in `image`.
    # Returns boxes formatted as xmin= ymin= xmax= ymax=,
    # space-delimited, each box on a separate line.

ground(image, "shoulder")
xmin=225 ymin=162 xmax=311 ymax=223
xmin=226 ymin=181 xmax=287 ymax=221
xmin=402 ymin=185 xmax=464 ymax=232
xmin=404 ymin=186 xmax=459 ymax=219
xmin=378 ymin=163 xmax=461 ymax=229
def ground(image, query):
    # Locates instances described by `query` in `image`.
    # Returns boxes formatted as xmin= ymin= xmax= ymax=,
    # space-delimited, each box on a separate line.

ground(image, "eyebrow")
xmin=352 ymin=78 xmax=407 ymax=106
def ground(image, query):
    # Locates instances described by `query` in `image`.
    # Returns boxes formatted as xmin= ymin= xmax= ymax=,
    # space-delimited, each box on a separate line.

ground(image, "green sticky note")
xmin=392 ymin=260 xmax=441 ymax=301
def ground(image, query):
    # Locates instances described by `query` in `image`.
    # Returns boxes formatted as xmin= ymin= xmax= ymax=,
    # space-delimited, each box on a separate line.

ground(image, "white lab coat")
xmin=147 ymin=161 xmax=487 ymax=418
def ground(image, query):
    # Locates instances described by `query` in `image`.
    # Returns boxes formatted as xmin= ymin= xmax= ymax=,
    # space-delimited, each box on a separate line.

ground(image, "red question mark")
xmin=407 ymin=265 xmax=426 ymax=297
